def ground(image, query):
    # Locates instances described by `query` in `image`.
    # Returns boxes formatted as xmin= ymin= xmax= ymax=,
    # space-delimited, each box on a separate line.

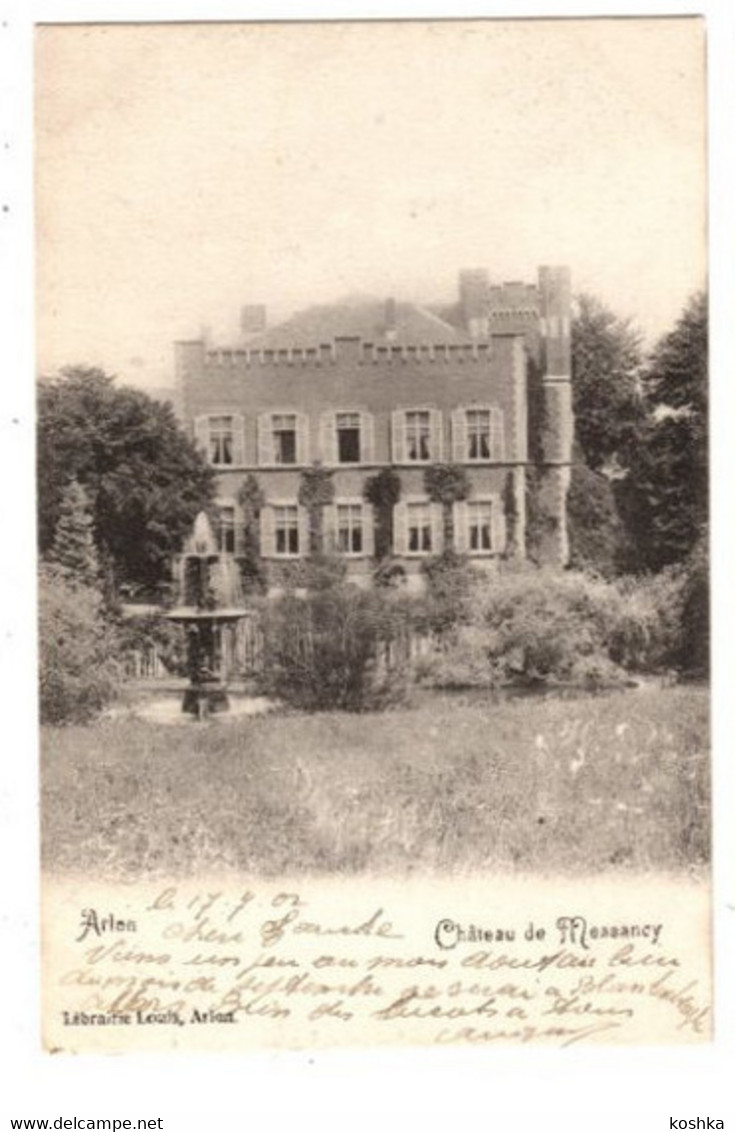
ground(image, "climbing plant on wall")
xmin=298 ymin=462 xmax=336 ymax=556
xmin=237 ymin=473 xmax=267 ymax=593
xmin=363 ymin=467 xmax=402 ymax=562
xmin=423 ymin=463 xmax=470 ymax=548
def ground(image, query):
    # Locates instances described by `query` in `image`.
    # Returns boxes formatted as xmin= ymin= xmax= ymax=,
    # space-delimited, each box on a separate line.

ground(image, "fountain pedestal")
xmin=166 ymin=513 xmax=248 ymax=720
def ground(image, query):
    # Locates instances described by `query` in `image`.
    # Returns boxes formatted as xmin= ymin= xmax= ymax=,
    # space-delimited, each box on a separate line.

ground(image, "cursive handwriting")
xmin=47 ymin=883 xmax=711 ymax=1050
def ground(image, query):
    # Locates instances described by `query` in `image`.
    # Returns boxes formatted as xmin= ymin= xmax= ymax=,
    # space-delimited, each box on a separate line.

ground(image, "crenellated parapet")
xmin=199 ymin=339 xmax=496 ymax=369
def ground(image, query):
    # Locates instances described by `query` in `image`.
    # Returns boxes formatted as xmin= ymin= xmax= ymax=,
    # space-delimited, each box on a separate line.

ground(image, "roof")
xmin=247 ymin=294 xmax=470 ymax=348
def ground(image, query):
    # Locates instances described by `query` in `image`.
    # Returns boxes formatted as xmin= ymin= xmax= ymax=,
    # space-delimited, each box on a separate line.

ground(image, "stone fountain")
xmin=167 ymin=511 xmax=248 ymax=719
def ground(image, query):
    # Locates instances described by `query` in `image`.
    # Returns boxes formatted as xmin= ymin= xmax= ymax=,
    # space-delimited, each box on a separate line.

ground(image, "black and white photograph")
xmin=28 ymin=14 xmax=717 ymax=1058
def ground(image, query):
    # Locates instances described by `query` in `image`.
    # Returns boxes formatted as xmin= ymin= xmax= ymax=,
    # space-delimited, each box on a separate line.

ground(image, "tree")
xmin=571 ymin=294 xmax=644 ymax=472
xmin=38 ymin=367 xmax=215 ymax=595
xmin=47 ymin=479 xmax=100 ymax=588
xmin=620 ymin=293 xmax=708 ymax=571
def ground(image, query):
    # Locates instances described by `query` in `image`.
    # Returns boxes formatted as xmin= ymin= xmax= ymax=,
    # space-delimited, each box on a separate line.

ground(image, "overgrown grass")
xmin=41 ymin=686 xmax=709 ymax=879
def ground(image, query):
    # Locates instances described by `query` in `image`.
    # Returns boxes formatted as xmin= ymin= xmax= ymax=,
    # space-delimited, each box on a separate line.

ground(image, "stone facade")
xmin=175 ymin=265 xmax=573 ymax=588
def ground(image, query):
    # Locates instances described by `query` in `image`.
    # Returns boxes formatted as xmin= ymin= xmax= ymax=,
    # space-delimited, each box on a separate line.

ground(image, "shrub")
xmin=470 ymin=566 xmax=621 ymax=684
xmin=420 ymin=550 xmax=476 ymax=634
xmin=372 ymin=559 xmax=406 ymax=588
xmin=610 ymin=535 xmax=709 ymax=677
xmin=413 ymin=624 xmax=503 ymax=690
xmin=261 ymin=585 xmax=410 ymax=711
xmin=268 ymin=552 xmax=347 ymax=594
xmin=39 ymin=564 xmax=120 ymax=723
xmin=608 ymin=568 xmax=684 ymax=673
xmin=116 ymin=613 xmax=188 ymax=677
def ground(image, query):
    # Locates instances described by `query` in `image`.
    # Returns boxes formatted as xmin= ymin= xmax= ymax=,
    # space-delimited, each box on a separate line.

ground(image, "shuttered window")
xmin=257 ymin=412 xmax=310 ymax=466
xmin=319 ymin=411 xmax=374 ymax=465
xmin=451 ymin=406 xmax=505 ymax=462
xmin=194 ymin=414 xmax=245 ymax=466
xmin=392 ymin=409 xmax=442 ymax=463
xmin=454 ymin=497 xmax=504 ymax=555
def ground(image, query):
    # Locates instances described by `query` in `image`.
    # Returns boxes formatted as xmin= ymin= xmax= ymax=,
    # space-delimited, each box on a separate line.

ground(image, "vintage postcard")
xmin=35 ymin=17 xmax=711 ymax=1053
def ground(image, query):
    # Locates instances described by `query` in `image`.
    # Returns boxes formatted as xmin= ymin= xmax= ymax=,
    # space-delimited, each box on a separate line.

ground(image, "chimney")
xmin=384 ymin=297 xmax=397 ymax=342
xmin=459 ymin=269 xmax=490 ymax=338
xmin=240 ymin=304 xmax=267 ymax=338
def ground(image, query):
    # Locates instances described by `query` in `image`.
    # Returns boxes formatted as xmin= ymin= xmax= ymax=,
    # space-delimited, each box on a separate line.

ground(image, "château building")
xmin=174 ymin=266 xmax=573 ymax=589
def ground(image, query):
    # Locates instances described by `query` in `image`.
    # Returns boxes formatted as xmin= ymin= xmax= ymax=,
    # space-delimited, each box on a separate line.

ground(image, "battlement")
xmin=488 ymin=282 xmax=540 ymax=311
xmin=199 ymin=338 xmax=496 ymax=370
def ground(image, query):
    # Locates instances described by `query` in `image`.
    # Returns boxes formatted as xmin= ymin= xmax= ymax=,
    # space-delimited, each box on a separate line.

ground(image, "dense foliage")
xmin=415 ymin=563 xmax=695 ymax=693
xmin=38 ymin=367 xmax=215 ymax=596
xmin=38 ymin=564 xmax=120 ymax=724
xmin=571 ymin=294 xmax=644 ymax=473
xmin=619 ymin=293 xmax=708 ymax=571
xmin=47 ymin=479 xmax=100 ymax=588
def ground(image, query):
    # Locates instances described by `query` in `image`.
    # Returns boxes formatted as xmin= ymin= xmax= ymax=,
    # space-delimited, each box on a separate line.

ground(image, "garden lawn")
xmin=41 ymin=686 xmax=709 ymax=879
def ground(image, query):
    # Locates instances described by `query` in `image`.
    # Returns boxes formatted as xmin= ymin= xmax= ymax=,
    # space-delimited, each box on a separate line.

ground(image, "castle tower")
xmin=459 ymin=269 xmax=490 ymax=338
xmin=537 ymin=265 xmax=573 ymax=565
xmin=174 ymin=339 xmax=206 ymax=424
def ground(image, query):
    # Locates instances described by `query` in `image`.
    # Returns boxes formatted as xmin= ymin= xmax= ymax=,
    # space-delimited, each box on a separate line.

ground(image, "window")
xmin=195 ymin=414 xmax=244 ymax=466
xmin=405 ymin=411 xmax=432 ymax=461
xmin=218 ymin=505 xmax=236 ymax=554
xmin=407 ymin=502 xmax=432 ymax=553
xmin=209 ymin=416 xmax=234 ymax=466
xmin=392 ymin=409 xmax=442 ymax=463
xmin=452 ymin=406 xmax=504 ymax=463
xmin=468 ymin=501 xmax=493 ymax=552
xmin=320 ymin=410 xmax=373 ymax=465
xmin=336 ymin=412 xmax=361 ymax=463
xmin=272 ymin=414 xmax=297 ymax=465
xmin=466 ymin=409 xmax=491 ymax=460
xmin=274 ymin=505 xmax=299 ymax=555
xmin=337 ymin=504 xmax=363 ymax=554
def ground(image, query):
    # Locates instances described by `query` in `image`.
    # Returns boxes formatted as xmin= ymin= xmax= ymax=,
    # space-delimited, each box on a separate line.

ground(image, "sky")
xmin=35 ymin=18 xmax=706 ymax=390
